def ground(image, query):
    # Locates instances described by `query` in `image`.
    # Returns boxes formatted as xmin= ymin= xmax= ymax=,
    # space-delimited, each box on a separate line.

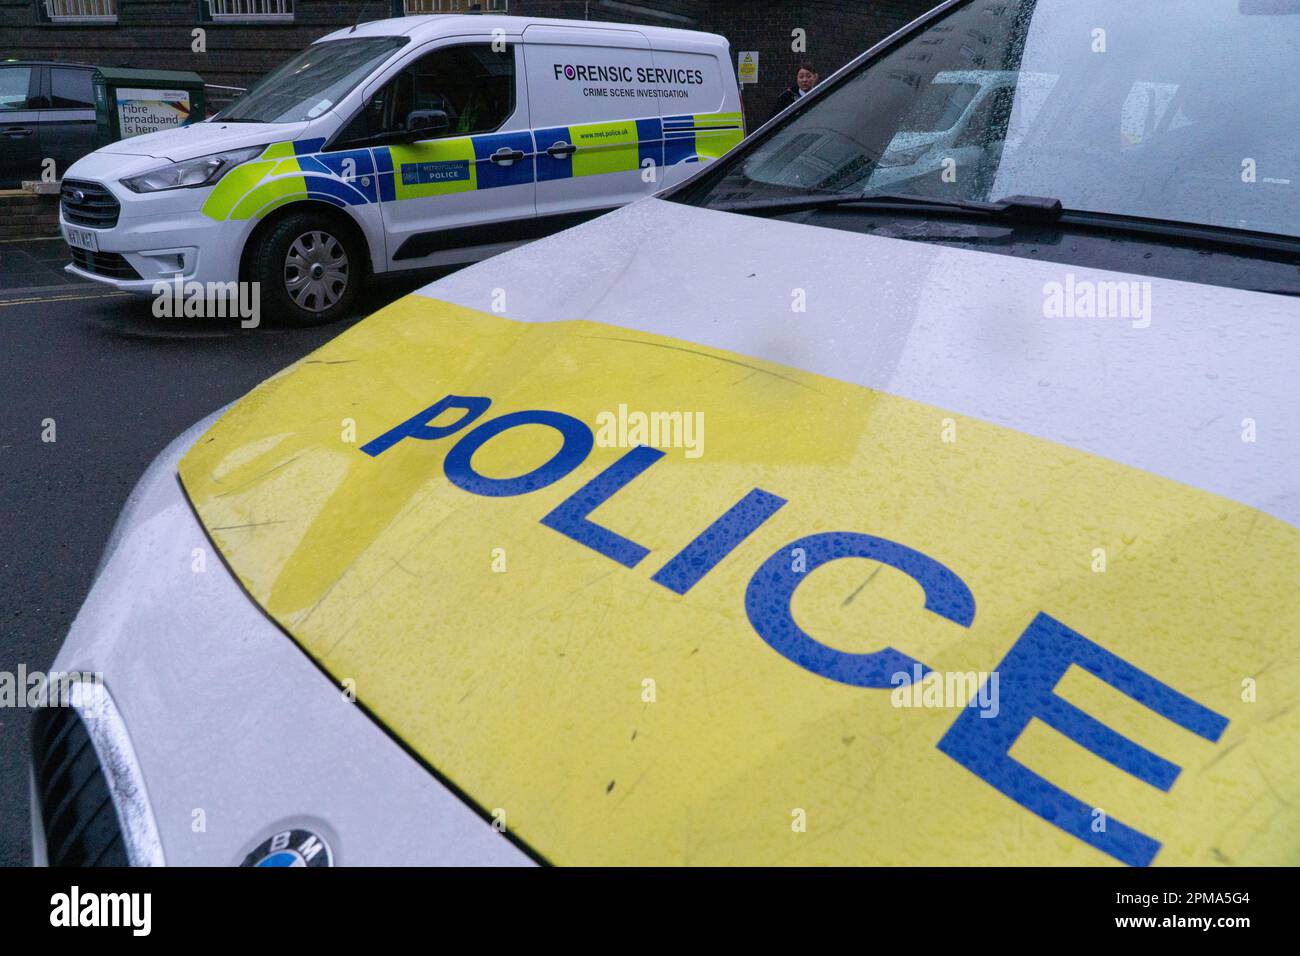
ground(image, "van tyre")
xmin=251 ymin=212 xmax=362 ymax=326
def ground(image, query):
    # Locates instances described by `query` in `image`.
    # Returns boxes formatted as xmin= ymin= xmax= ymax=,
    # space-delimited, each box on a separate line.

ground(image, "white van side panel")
xmin=653 ymin=38 xmax=744 ymax=190
xmin=522 ymin=25 xmax=657 ymax=127
xmin=649 ymin=44 xmax=729 ymax=116
xmin=524 ymin=26 xmax=661 ymax=215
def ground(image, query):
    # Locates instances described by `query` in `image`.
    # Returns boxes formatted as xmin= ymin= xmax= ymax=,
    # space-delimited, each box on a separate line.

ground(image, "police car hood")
xmin=96 ymin=120 xmax=309 ymax=161
xmin=178 ymin=198 xmax=1300 ymax=866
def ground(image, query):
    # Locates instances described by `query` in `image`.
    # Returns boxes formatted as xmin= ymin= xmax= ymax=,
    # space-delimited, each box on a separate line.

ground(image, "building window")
xmin=41 ymin=0 xmax=118 ymax=23
xmin=400 ymin=0 xmax=508 ymax=14
xmin=204 ymin=0 xmax=294 ymax=21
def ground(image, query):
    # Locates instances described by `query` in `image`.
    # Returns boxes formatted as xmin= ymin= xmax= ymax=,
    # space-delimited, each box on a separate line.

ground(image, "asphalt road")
xmin=0 ymin=244 xmax=449 ymax=865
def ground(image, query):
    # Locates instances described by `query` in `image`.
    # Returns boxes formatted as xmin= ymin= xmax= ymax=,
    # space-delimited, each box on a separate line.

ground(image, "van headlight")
xmin=120 ymin=146 xmax=266 ymax=193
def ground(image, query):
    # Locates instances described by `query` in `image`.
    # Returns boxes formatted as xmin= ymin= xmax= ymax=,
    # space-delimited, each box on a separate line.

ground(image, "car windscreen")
xmin=216 ymin=36 xmax=408 ymax=124
xmin=682 ymin=0 xmax=1300 ymax=240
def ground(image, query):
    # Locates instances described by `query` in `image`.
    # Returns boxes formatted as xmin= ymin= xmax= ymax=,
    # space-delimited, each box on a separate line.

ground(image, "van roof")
xmin=317 ymin=14 xmax=727 ymax=47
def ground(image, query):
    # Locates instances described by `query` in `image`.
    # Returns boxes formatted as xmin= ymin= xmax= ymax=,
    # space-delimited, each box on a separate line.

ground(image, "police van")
xmin=58 ymin=15 xmax=743 ymax=323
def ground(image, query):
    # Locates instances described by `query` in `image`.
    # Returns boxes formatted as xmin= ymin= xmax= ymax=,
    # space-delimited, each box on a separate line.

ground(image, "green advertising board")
xmin=92 ymin=67 xmax=206 ymax=146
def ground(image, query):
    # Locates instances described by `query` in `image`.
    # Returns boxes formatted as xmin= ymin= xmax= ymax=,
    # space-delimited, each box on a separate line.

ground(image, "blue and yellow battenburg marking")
xmin=664 ymin=111 xmax=745 ymax=163
xmin=201 ymin=112 xmax=745 ymax=222
xmin=179 ymin=298 xmax=1300 ymax=867
xmin=201 ymin=138 xmax=379 ymax=221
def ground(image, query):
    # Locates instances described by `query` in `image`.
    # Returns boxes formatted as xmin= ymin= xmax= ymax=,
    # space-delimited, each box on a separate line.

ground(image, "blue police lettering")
xmin=360 ymin=394 xmax=490 ymax=457
xmin=443 ymin=409 xmax=592 ymax=497
xmin=937 ymin=612 xmax=1228 ymax=867
xmin=362 ymin=394 xmax=1231 ymax=865
xmin=745 ymin=532 xmax=975 ymax=689
xmin=541 ymin=445 xmax=663 ymax=567
xmin=652 ymin=488 xmax=787 ymax=594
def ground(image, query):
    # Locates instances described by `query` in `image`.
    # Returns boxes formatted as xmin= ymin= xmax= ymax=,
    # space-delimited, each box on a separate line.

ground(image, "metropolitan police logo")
xmin=241 ymin=828 xmax=333 ymax=867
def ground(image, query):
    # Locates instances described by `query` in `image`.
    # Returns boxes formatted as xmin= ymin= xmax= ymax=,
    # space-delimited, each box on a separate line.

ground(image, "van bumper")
xmin=61 ymin=208 xmax=248 ymax=293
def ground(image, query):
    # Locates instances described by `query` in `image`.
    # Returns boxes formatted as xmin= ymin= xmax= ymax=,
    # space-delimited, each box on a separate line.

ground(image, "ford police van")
xmin=58 ymin=15 xmax=742 ymax=324
xmin=33 ymin=0 xmax=1299 ymax=867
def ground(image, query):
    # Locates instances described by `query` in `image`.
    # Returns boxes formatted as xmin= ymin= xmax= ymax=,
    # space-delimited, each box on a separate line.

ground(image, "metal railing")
xmin=204 ymin=84 xmax=247 ymax=117
xmin=43 ymin=0 xmax=118 ymax=22
xmin=403 ymin=0 xmax=508 ymax=13
xmin=207 ymin=0 xmax=294 ymax=20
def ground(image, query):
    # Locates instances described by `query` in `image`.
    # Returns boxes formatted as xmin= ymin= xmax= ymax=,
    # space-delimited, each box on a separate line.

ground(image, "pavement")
xmin=0 ymin=238 xmax=457 ymax=865
xmin=0 ymin=237 xmax=80 ymax=292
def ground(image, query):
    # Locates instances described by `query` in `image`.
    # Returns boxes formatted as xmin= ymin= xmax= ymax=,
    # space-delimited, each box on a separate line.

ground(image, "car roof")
xmin=317 ymin=14 xmax=726 ymax=47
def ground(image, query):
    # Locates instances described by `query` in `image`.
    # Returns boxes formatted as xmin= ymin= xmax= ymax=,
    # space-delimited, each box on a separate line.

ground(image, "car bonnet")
xmin=94 ymin=121 xmax=310 ymax=162
xmin=177 ymin=198 xmax=1300 ymax=866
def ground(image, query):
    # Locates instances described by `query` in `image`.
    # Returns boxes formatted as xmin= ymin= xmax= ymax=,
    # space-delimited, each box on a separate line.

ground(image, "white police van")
xmin=58 ymin=15 xmax=743 ymax=323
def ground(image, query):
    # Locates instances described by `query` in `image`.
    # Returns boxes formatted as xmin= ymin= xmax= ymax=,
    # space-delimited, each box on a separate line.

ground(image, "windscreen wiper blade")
xmin=718 ymin=192 xmax=1065 ymax=223
xmin=716 ymin=192 xmax=1300 ymax=256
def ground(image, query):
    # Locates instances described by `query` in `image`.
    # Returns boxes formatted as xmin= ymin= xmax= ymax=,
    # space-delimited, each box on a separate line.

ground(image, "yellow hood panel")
xmin=179 ymin=296 xmax=1300 ymax=865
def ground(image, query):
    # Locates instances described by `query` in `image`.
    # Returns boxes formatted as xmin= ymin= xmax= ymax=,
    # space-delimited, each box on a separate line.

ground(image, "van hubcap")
xmin=284 ymin=231 xmax=349 ymax=313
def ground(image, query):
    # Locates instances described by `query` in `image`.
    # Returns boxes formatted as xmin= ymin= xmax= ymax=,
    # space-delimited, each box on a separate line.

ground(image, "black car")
xmin=0 ymin=60 xmax=97 ymax=188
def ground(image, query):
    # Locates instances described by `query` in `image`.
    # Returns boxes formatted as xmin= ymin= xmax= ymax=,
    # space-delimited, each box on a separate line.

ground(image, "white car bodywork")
xmin=33 ymin=412 xmax=530 ymax=866
xmin=35 ymin=196 xmax=1299 ymax=864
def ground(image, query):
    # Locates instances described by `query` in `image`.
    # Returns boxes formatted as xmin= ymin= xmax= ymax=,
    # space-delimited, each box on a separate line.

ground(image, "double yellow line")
xmin=0 ymin=290 xmax=131 ymax=309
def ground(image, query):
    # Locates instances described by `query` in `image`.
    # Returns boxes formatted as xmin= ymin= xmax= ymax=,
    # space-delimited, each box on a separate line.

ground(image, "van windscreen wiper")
xmin=716 ymin=192 xmax=1065 ymax=223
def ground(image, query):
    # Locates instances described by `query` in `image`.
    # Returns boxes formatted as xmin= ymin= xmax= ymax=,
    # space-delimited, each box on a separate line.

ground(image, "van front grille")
xmin=61 ymin=179 xmax=120 ymax=228
xmin=70 ymin=248 xmax=140 ymax=279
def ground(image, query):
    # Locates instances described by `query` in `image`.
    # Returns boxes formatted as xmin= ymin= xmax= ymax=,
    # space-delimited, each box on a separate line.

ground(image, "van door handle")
xmin=489 ymin=147 xmax=525 ymax=165
xmin=3 ymin=127 xmax=34 ymax=137
xmin=546 ymin=142 xmax=577 ymax=158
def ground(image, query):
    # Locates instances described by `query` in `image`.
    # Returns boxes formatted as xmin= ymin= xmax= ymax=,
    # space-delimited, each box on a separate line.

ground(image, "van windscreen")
xmin=217 ymin=36 xmax=408 ymax=125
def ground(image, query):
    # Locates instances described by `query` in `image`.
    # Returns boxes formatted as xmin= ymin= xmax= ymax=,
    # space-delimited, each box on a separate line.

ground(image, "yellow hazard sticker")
xmin=179 ymin=296 xmax=1300 ymax=866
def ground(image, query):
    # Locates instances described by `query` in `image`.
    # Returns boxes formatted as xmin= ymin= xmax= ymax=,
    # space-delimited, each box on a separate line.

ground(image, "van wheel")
xmin=251 ymin=212 xmax=361 ymax=325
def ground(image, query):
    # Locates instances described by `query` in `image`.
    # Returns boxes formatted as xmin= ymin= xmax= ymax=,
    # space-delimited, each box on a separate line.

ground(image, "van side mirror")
xmin=406 ymin=109 xmax=449 ymax=137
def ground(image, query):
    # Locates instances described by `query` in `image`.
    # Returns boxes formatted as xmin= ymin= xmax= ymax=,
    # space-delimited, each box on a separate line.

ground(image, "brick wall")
xmin=708 ymin=0 xmax=933 ymax=128
xmin=0 ymin=1 xmax=710 ymax=93
xmin=523 ymin=0 xmax=702 ymax=24
xmin=0 ymin=1 xmax=372 ymax=93
xmin=0 ymin=191 xmax=60 ymax=240
xmin=0 ymin=0 xmax=936 ymax=120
